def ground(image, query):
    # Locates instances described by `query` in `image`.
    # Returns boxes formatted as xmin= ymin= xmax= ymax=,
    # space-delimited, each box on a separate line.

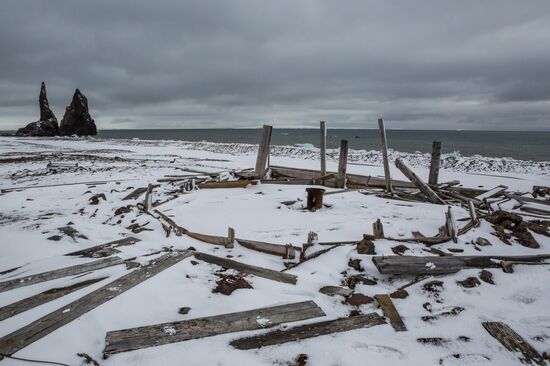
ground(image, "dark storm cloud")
xmin=1 ymin=0 xmax=549 ymax=130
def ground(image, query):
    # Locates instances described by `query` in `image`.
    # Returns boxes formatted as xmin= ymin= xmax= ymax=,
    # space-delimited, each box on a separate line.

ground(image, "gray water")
xmin=94 ymin=129 xmax=549 ymax=161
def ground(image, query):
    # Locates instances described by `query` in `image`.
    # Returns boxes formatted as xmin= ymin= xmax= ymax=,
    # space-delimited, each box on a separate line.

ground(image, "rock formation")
xmin=16 ymin=82 xmax=59 ymax=136
xmin=59 ymin=89 xmax=97 ymax=136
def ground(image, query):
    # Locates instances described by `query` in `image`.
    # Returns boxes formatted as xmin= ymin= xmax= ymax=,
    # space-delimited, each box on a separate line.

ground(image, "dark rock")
xmin=60 ymin=89 xmax=97 ymax=136
xmin=448 ymin=248 xmax=464 ymax=253
xmin=479 ymin=270 xmax=495 ymax=285
xmin=115 ymin=205 xmax=133 ymax=216
xmin=319 ymin=285 xmax=353 ymax=297
xmin=47 ymin=235 xmax=62 ymax=241
xmin=291 ymin=354 xmax=309 ymax=366
xmin=391 ymin=244 xmax=409 ymax=255
xmin=526 ymin=220 xmax=550 ymax=237
xmin=16 ymin=82 xmax=59 ymax=136
xmin=457 ymin=277 xmax=481 ymax=288
xmin=487 ymin=210 xmax=522 ymax=225
xmin=417 ymin=337 xmax=449 ymax=346
xmin=348 ymin=258 xmax=363 ymax=271
xmin=213 ymin=274 xmax=252 ymax=295
xmin=423 ymin=302 xmax=432 ymax=312
xmin=178 ymin=307 xmax=191 ymax=315
xmin=475 ymin=237 xmax=492 ymax=246
xmin=513 ymin=222 xmax=540 ymax=248
xmin=457 ymin=336 xmax=471 ymax=342
xmin=357 ymin=238 xmax=376 ymax=255
xmin=390 ymin=289 xmax=409 ymax=299
xmin=423 ymin=280 xmax=444 ymax=294
xmin=345 ymin=293 xmax=374 ymax=306
xmin=89 ymin=193 xmax=106 ymax=205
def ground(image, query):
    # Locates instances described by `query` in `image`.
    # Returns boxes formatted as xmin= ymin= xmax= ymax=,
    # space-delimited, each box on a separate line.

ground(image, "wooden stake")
xmin=378 ymin=118 xmax=393 ymax=193
xmin=468 ymin=200 xmax=479 ymax=226
xmin=336 ymin=140 xmax=348 ymax=188
xmin=373 ymin=219 xmax=385 ymax=238
xmin=395 ymin=158 xmax=445 ymax=204
xmin=227 ymin=227 xmax=235 ymax=248
xmin=320 ymin=121 xmax=327 ymax=175
xmin=428 ymin=141 xmax=442 ymax=186
xmin=445 ymin=206 xmax=458 ymax=243
xmin=143 ymin=183 xmax=153 ymax=211
xmin=255 ymin=125 xmax=273 ymax=178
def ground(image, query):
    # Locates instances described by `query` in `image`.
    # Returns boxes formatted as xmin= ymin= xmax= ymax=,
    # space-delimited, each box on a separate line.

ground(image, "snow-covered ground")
xmin=0 ymin=136 xmax=548 ymax=366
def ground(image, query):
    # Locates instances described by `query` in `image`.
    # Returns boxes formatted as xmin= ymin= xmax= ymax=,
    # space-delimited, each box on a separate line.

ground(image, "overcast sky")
xmin=1 ymin=1 xmax=549 ymax=130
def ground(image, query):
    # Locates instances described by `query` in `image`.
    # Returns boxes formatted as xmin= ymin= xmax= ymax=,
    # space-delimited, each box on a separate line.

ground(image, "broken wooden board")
xmin=0 ymin=277 xmax=107 ymax=321
xmin=363 ymin=233 xmax=452 ymax=246
xmin=187 ymin=230 xmax=234 ymax=248
xmin=104 ymin=300 xmax=325 ymax=356
xmin=230 ymin=313 xmax=386 ymax=350
xmin=0 ymin=251 xmax=193 ymax=359
xmin=475 ymin=185 xmax=508 ymax=201
xmin=372 ymin=254 xmax=550 ymax=275
xmin=374 ymin=294 xmax=407 ymax=332
xmin=482 ymin=321 xmax=546 ymax=365
xmin=0 ymin=256 xmax=124 ymax=293
xmin=395 ymin=158 xmax=445 ymax=204
xmin=64 ymin=237 xmax=141 ymax=258
xmin=197 ymin=180 xmax=255 ymax=189
xmin=122 ymin=187 xmax=148 ymax=200
xmin=237 ymin=238 xmax=298 ymax=259
xmin=194 ymin=252 xmax=297 ymax=284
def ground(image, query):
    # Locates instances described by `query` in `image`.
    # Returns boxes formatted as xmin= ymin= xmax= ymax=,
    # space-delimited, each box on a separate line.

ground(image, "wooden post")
xmin=320 ymin=121 xmax=327 ymax=175
xmin=395 ymin=158 xmax=445 ymax=204
xmin=428 ymin=141 xmax=442 ymax=186
xmin=306 ymin=188 xmax=325 ymax=212
xmin=445 ymin=206 xmax=457 ymax=243
xmin=144 ymin=183 xmax=153 ymax=211
xmin=378 ymin=118 xmax=393 ymax=193
xmin=373 ymin=219 xmax=384 ymax=238
xmin=468 ymin=200 xmax=479 ymax=227
xmin=226 ymin=227 xmax=235 ymax=249
xmin=255 ymin=125 xmax=273 ymax=178
xmin=336 ymin=140 xmax=348 ymax=188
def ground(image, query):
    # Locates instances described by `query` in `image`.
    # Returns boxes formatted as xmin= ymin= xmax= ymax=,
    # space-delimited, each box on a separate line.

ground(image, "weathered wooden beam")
xmin=187 ymin=230 xmax=234 ymax=249
xmin=363 ymin=233 xmax=451 ymax=246
xmin=0 ymin=251 xmax=193 ymax=358
xmin=378 ymin=118 xmax=393 ymax=193
xmin=197 ymin=180 xmax=254 ymax=189
xmin=143 ymin=183 xmax=153 ymax=211
xmin=0 ymin=256 xmax=124 ymax=293
xmin=373 ymin=254 xmax=550 ymax=275
xmin=0 ymin=277 xmax=107 ymax=321
xmin=505 ymin=193 xmax=550 ymax=207
xmin=230 ymin=313 xmax=386 ymax=350
xmin=65 ymin=237 xmax=141 ymax=258
xmin=468 ymin=200 xmax=479 ymax=226
xmin=374 ymin=294 xmax=407 ymax=332
xmin=122 ymin=187 xmax=148 ymax=201
xmin=194 ymin=252 xmax=297 ymax=284
xmin=1 ymin=179 xmax=136 ymax=194
xmin=255 ymin=125 xmax=273 ymax=178
xmin=428 ymin=141 xmax=442 ymax=186
xmin=475 ymin=185 xmax=508 ymax=201
xmin=104 ymin=300 xmax=325 ymax=357
xmin=320 ymin=121 xmax=327 ymax=175
xmin=153 ymin=209 xmax=186 ymax=236
xmin=482 ymin=321 xmax=546 ymax=365
xmin=445 ymin=206 xmax=458 ymax=243
xmin=395 ymin=158 xmax=445 ymax=204
xmin=237 ymin=238 xmax=298 ymax=259
xmin=336 ymin=140 xmax=348 ymax=188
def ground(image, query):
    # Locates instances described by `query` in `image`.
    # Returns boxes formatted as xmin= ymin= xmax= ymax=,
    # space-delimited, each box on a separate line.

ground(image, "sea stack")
xmin=59 ymin=89 xmax=97 ymax=136
xmin=16 ymin=82 xmax=59 ymax=136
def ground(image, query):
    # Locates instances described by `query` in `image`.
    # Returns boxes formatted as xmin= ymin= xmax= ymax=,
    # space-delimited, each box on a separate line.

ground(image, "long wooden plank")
xmin=122 ymin=187 xmax=147 ymax=201
xmin=194 ymin=252 xmax=297 ymax=284
xmin=475 ymin=185 xmax=508 ymax=201
xmin=0 ymin=277 xmax=107 ymax=321
xmin=0 ymin=256 xmax=124 ymax=293
xmin=104 ymin=300 xmax=325 ymax=356
xmin=0 ymin=251 xmax=193 ymax=359
xmin=395 ymin=158 xmax=444 ymax=204
xmin=237 ymin=238 xmax=298 ymax=259
xmin=372 ymin=254 xmax=550 ymax=275
xmin=197 ymin=180 xmax=254 ymax=189
xmin=378 ymin=118 xmax=393 ymax=193
xmin=374 ymin=294 xmax=407 ymax=331
xmin=65 ymin=237 xmax=141 ymax=258
xmin=482 ymin=321 xmax=546 ymax=365
xmin=230 ymin=313 xmax=385 ymax=350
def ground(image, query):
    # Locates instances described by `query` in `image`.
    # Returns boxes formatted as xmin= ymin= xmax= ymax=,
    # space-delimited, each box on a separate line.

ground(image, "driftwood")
xmin=194 ymin=252 xmax=297 ymax=284
xmin=372 ymin=254 xmax=550 ymax=275
xmin=482 ymin=321 xmax=546 ymax=365
xmin=378 ymin=118 xmax=393 ymax=193
xmin=0 ymin=277 xmax=107 ymax=321
xmin=187 ymin=229 xmax=235 ymax=248
xmin=237 ymin=238 xmax=298 ymax=259
xmin=283 ymin=244 xmax=341 ymax=271
xmin=230 ymin=313 xmax=385 ymax=350
xmin=255 ymin=125 xmax=272 ymax=178
xmin=153 ymin=209 xmax=185 ymax=236
xmin=336 ymin=140 xmax=349 ymax=188
xmin=197 ymin=180 xmax=255 ymax=189
xmin=0 ymin=179 xmax=136 ymax=193
xmin=475 ymin=185 xmax=508 ymax=201
xmin=122 ymin=187 xmax=148 ymax=201
xmin=428 ymin=141 xmax=442 ymax=186
xmin=363 ymin=233 xmax=452 ymax=246
xmin=104 ymin=300 xmax=325 ymax=356
xmin=0 ymin=256 xmax=124 ymax=293
xmin=0 ymin=251 xmax=193 ymax=359
xmin=65 ymin=237 xmax=141 ymax=258
xmin=395 ymin=158 xmax=445 ymax=204
xmin=374 ymin=294 xmax=407 ymax=332
xmin=506 ymin=193 xmax=550 ymax=207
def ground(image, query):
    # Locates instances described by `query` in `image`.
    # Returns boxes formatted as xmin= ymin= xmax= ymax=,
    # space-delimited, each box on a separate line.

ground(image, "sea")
xmin=93 ymin=129 xmax=549 ymax=162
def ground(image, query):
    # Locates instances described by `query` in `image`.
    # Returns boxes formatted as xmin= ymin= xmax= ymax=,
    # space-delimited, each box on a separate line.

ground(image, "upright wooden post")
xmin=255 ymin=125 xmax=273 ymax=178
xmin=144 ymin=183 xmax=153 ymax=212
xmin=378 ymin=118 xmax=393 ymax=193
xmin=320 ymin=121 xmax=327 ymax=175
xmin=428 ymin=141 xmax=442 ymax=186
xmin=336 ymin=140 xmax=348 ymax=188
xmin=373 ymin=219 xmax=384 ymax=238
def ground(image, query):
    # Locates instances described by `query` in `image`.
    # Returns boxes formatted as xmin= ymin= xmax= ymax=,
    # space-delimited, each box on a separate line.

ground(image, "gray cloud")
xmin=1 ymin=0 xmax=549 ymax=130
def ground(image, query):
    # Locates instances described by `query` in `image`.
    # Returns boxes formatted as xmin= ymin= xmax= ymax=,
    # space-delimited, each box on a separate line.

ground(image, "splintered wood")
xmin=104 ymin=301 xmax=325 ymax=356
xmin=0 ymin=251 xmax=193 ymax=358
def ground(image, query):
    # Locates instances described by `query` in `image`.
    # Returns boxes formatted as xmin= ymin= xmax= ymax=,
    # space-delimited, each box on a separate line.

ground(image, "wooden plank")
xmin=374 ymin=294 xmax=407 ymax=332
xmin=194 ymin=252 xmax=297 ymax=284
xmin=143 ymin=183 xmax=153 ymax=211
xmin=475 ymin=185 xmax=508 ymax=201
xmin=320 ymin=121 xmax=327 ymax=175
xmin=122 ymin=187 xmax=147 ymax=201
xmin=468 ymin=200 xmax=479 ymax=226
xmin=64 ymin=237 xmax=141 ymax=258
xmin=230 ymin=313 xmax=386 ymax=350
xmin=395 ymin=158 xmax=445 ymax=204
xmin=237 ymin=238 xmax=298 ymax=259
xmin=187 ymin=230 xmax=234 ymax=249
xmin=0 ymin=256 xmax=124 ymax=293
xmin=482 ymin=321 xmax=545 ymax=365
xmin=505 ymin=193 xmax=550 ymax=207
xmin=255 ymin=125 xmax=273 ymax=178
xmin=104 ymin=300 xmax=325 ymax=356
xmin=336 ymin=140 xmax=348 ymax=188
xmin=1 ymin=179 xmax=136 ymax=194
xmin=378 ymin=118 xmax=393 ymax=193
xmin=0 ymin=277 xmax=107 ymax=321
xmin=197 ymin=180 xmax=254 ymax=189
xmin=372 ymin=254 xmax=550 ymax=275
xmin=428 ymin=141 xmax=442 ymax=186
xmin=0 ymin=251 xmax=193 ymax=358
